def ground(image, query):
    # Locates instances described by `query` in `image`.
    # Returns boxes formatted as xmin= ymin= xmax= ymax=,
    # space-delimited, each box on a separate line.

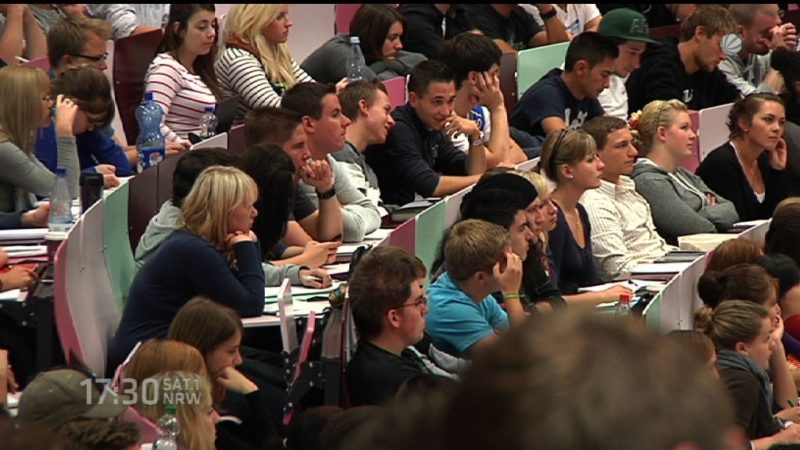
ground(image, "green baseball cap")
xmin=18 ymin=369 xmax=129 ymax=430
xmin=599 ymin=8 xmax=660 ymax=45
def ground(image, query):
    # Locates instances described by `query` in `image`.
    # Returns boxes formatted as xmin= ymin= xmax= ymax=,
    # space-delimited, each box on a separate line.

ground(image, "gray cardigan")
xmin=631 ymin=159 xmax=739 ymax=244
xmin=0 ymin=136 xmax=79 ymax=213
xmin=301 ymin=34 xmax=427 ymax=84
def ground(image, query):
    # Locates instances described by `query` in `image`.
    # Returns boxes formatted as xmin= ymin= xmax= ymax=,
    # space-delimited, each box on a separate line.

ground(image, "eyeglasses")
xmin=69 ymin=52 xmax=109 ymax=63
xmin=395 ymin=297 xmax=428 ymax=310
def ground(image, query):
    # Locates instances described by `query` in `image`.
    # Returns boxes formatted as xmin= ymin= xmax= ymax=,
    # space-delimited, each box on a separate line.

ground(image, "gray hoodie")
xmin=631 ymin=159 xmax=739 ymax=244
xmin=134 ymin=200 xmax=305 ymax=286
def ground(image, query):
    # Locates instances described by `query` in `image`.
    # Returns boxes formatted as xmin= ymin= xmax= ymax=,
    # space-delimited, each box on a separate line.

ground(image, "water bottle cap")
xmin=144 ymin=92 xmax=154 ymax=101
xmin=56 ymin=167 xmax=67 ymax=176
xmin=165 ymin=405 xmax=178 ymax=415
xmin=619 ymin=293 xmax=632 ymax=303
xmin=349 ymin=36 xmax=360 ymax=44
xmin=204 ymin=106 xmax=215 ymax=113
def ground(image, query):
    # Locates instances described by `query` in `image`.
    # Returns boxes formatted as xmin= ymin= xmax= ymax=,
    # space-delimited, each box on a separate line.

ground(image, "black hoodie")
xmin=626 ymin=37 xmax=740 ymax=113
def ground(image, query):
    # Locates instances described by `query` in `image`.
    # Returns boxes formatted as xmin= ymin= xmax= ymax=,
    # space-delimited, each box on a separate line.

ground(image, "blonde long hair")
xmin=631 ymin=99 xmax=688 ymax=156
xmin=137 ymin=371 xmax=215 ymax=450
xmin=224 ymin=4 xmax=298 ymax=87
xmin=177 ymin=165 xmax=258 ymax=252
xmin=0 ymin=66 xmax=50 ymax=154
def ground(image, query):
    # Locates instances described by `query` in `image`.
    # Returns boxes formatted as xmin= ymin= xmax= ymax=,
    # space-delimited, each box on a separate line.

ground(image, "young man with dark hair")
xmin=439 ymin=32 xmax=528 ymax=164
xmin=580 ymin=116 xmax=673 ymax=281
xmin=333 ymin=79 xmax=394 ymax=211
xmin=510 ymin=32 xmax=618 ymax=142
xmin=366 ymin=60 xmax=489 ymax=206
xmin=347 ymin=245 xmax=435 ymax=406
xmin=426 ymin=219 xmax=523 ymax=357
xmin=244 ymin=106 xmax=344 ymax=246
xmin=626 ymin=4 xmax=740 ymax=112
xmin=282 ymin=82 xmax=381 ymax=242
xmin=597 ymin=8 xmax=659 ymax=120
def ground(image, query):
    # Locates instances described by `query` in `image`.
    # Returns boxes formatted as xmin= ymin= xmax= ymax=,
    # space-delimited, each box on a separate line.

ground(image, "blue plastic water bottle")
xmin=136 ymin=92 xmax=166 ymax=172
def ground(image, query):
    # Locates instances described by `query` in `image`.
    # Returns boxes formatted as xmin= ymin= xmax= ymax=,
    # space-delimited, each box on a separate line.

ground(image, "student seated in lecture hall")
xmin=580 ymin=116 xmax=674 ymax=281
xmin=425 ymin=219 xmax=524 ymax=358
xmin=282 ymin=82 xmax=382 ymax=243
xmin=108 ymin=166 xmax=265 ymax=375
xmin=510 ymin=32 xmax=618 ymax=147
xmin=366 ymin=60 xmax=492 ymax=206
xmin=630 ymin=99 xmax=738 ymax=244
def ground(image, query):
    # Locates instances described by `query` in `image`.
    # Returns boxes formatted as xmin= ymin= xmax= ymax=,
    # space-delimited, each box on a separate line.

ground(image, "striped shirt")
xmin=580 ymin=177 xmax=675 ymax=281
xmin=144 ymin=53 xmax=217 ymax=142
xmin=215 ymin=46 xmax=313 ymax=122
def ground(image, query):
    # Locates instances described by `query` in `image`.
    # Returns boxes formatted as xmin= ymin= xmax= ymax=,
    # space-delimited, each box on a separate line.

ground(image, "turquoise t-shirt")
xmin=426 ymin=272 xmax=509 ymax=357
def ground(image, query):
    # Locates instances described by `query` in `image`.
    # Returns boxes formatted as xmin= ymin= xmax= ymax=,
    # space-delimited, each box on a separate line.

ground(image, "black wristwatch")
xmin=540 ymin=8 xmax=558 ymax=20
xmin=316 ymin=187 xmax=337 ymax=200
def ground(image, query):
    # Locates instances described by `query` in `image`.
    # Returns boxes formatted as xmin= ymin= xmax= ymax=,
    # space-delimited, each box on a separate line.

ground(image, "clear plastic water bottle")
xmin=198 ymin=106 xmax=217 ymax=140
xmin=136 ymin=92 xmax=166 ymax=172
xmin=153 ymin=405 xmax=180 ymax=450
xmin=48 ymin=168 xmax=73 ymax=232
xmin=346 ymin=36 xmax=367 ymax=81
xmin=616 ymin=293 xmax=632 ymax=317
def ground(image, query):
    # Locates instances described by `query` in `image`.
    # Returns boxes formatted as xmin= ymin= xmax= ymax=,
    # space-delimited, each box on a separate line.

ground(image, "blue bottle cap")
xmin=204 ymin=106 xmax=215 ymax=113
xmin=56 ymin=167 xmax=67 ymax=176
xmin=144 ymin=92 xmax=154 ymax=101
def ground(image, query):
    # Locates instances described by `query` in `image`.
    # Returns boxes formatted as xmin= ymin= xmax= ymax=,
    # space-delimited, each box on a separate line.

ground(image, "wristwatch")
xmin=540 ymin=8 xmax=558 ymax=20
xmin=316 ymin=187 xmax=336 ymax=200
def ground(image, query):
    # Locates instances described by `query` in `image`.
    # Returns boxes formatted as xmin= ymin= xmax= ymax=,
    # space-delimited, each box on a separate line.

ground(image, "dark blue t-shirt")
xmin=510 ymin=69 xmax=604 ymax=140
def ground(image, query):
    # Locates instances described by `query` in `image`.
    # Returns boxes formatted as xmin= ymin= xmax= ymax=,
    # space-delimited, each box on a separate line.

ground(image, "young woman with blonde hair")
xmin=136 ymin=371 xmax=220 ymax=450
xmin=630 ymin=99 xmax=738 ymax=244
xmin=539 ymin=129 xmax=632 ymax=304
xmin=216 ymin=4 xmax=314 ymax=120
xmin=0 ymin=66 xmax=79 ymax=216
xmin=119 ymin=339 xmax=208 ymax=445
xmin=108 ymin=165 xmax=264 ymax=375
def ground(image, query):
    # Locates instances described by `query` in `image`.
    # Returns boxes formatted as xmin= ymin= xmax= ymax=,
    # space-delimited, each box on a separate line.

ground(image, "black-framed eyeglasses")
xmin=69 ymin=52 xmax=108 ymax=62
xmin=394 ymin=297 xmax=429 ymax=310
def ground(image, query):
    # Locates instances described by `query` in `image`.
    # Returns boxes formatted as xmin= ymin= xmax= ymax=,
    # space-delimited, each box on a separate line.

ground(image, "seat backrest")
xmin=698 ymin=102 xmax=734 ymax=162
xmin=127 ymin=164 xmax=160 ymax=252
xmin=517 ymin=42 xmax=569 ymax=96
xmin=228 ymin=124 xmax=247 ymax=157
xmin=383 ymin=76 xmax=407 ymax=110
xmin=335 ymin=4 xmax=362 ymax=34
xmin=499 ymin=53 xmax=518 ymax=117
xmin=649 ymin=24 xmax=681 ymax=40
xmin=21 ymin=57 xmax=51 ymax=71
xmin=114 ymin=29 xmax=164 ymax=145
